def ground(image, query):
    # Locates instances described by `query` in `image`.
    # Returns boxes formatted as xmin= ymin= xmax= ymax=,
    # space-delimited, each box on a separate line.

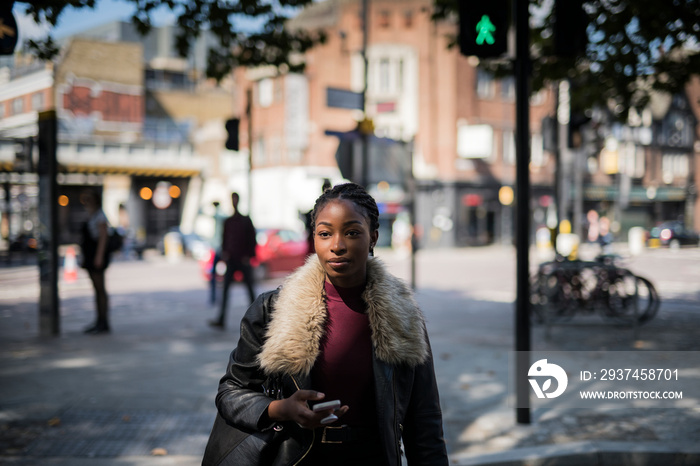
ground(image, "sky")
xmin=13 ymin=0 xmax=176 ymax=43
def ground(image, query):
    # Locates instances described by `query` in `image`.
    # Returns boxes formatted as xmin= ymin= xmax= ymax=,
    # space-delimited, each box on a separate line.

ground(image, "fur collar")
xmin=257 ymin=255 xmax=428 ymax=377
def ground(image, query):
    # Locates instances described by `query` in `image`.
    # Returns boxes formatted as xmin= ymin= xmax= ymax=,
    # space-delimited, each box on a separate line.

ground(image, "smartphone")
xmin=312 ymin=400 xmax=341 ymax=412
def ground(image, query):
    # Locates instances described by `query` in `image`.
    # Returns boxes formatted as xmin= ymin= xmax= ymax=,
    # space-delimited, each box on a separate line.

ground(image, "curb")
xmin=0 ymin=456 xmax=202 ymax=466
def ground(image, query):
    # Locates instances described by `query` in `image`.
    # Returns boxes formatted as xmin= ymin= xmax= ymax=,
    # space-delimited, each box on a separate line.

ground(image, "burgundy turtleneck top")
xmin=310 ymin=280 xmax=376 ymax=427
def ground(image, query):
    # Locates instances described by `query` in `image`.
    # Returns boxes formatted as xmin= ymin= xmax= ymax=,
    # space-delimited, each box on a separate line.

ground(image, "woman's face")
xmin=314 ymin=199 xmax=378 ymax=288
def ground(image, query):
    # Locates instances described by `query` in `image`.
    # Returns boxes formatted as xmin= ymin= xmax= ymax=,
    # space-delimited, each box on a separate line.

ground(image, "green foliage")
xmin=18 ymin=0 xmax=325 ymax=81
xmin=436 ymin=0 xmax=700 ymax=118
xmin=18 ymin=0 xmax=700 ymax=112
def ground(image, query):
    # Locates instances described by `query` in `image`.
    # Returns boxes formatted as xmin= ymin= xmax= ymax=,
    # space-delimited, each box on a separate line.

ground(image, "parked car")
xmin=252 ymin=228 xmax=309 ymax=279
xmin=647 ymin=221 xmax=700 ymax=248
xmin=201 ymin=228 xmax=309 ymax=281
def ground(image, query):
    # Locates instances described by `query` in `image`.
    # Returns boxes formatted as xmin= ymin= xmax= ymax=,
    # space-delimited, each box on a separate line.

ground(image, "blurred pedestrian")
xmin=117 ymin=203 xmax=132 ymax=259
xmin=586 ymin=209 xmax=600 ymax=243
xmin=598 ymin=216 xmax=614 ymax=254
xmin=79 ymin=189 xmax=111 ymax=334
xmin=203 ymin=183 xmax=448 ymax=465
xmin=209 ymin=192 xmax=256 ymax=329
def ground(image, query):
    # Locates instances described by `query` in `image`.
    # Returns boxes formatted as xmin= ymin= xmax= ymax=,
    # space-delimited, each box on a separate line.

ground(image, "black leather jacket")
xmin=214 ymin=257 xmax=448 ymax=465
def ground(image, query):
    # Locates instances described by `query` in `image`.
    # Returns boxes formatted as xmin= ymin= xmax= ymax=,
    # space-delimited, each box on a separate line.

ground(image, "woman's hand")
xmin=267 ymin=390 xmax=349 ymax=429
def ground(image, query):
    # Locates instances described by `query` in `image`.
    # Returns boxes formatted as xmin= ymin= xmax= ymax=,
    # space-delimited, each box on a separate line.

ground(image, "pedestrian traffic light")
xmin=225 ymin=118 xmax=239 ymax=151
xmin=554 ymin=0 xmax=587 ymax=58
xmin=459 ymin=1 xmax=510 ymax=58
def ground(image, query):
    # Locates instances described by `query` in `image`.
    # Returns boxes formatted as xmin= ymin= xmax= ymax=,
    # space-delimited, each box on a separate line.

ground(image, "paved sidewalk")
xmin=1 ymin=246 xmax=699 ymax=465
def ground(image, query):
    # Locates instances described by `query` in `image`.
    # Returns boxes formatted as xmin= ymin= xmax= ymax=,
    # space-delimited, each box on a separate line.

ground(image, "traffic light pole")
xmin=246 ymin=88 xmax=253 ymax=214
xmin=361 ymin=0 xmax=369 ymax=188
xmin=514 ymin=0 xmax=531 ymax=425
xmin=37 ymin=110 xmax=60 ymax=336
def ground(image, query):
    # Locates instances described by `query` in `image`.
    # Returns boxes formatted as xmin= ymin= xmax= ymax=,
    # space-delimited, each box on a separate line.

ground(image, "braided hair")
xmin=310 ymin=182 xmax=380 ymax=253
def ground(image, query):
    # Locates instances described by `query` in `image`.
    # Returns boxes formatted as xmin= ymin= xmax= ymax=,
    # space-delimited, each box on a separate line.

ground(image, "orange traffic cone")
xmin=63 ymin=246 xmax=78 ymax=283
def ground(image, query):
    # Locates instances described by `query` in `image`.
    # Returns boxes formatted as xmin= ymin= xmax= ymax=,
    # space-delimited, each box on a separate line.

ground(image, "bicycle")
xmin=530 ymin=254 xmax=660 ymax=325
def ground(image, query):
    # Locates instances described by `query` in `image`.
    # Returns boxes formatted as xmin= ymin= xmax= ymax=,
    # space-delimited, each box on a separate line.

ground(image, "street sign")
xmin=326 ymin=87 xmax=363 ymax=110
xmin=328 ymin=130 xmax=411 ymax=187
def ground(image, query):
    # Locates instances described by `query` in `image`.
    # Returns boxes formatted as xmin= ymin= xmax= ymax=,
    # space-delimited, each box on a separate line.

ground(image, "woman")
xmin=204 ymin=183 xmax=448 ymax=465
xmin=80 ymin=189 xmax=111 ymax=334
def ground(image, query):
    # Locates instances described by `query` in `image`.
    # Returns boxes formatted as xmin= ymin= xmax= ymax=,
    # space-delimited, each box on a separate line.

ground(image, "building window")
xmin=530 ymin=89 xmax=546 ymax=105
xmin=634 ymin=146 xmax=645 ymax=179
xmin=12 ymin=97 xmax=24 ymax=115
xmin=662 ymin=153 xmax=689 ymax=184
xmin=269 ymin=136 xmax=282 ymax=165
xmin=619 ymin=142 xmax=646 ymax=179
xmin=404 ymin=10 xmax=414 ymax=28
xmin=379 ymin=58 xmax=390 ymax=93
xmin=274 ymin=78 xmax=284 ymax=103
xmin=379 ymin=11 xmax=391 ymax=28
xmin=476 ymin=69 xmax=495 ymax=99
xmin=500 ymin=76 xmax=515 ymax=100
xmin=502 ymin=131 xmax=515 ymax=165
xmin=350 ymin=52 xmax=365 ymax=92
xmin=0 ymin=103 xmax=4 ymax=119
xmin=32 ymin=92 xmax=44 ymax=111
xmin=253 ymin=137 xmax=266 ymax=166
xmin=531 ymin=134 xmax=545 ymax=167
xmin=397 ymin=59 xmax=404 ymax=92
xmin=288 ymin=149 xmax=302 ymax=164
xmin=258 ymin=79 xmax=273 ymax=108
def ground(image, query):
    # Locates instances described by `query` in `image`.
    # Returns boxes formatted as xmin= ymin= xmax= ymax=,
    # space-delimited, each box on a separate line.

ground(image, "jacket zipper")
xmin=393 ymin=370 xmax=401 ymax=463
xmin=291 ymin=374 xmax=315 ymax=466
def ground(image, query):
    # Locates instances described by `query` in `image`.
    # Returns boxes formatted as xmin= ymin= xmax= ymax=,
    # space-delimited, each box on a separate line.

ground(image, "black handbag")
xmin=202 ymin=412 xmax=286 ymax=466
xmin=202 ymin=378 xmax=287 ymax=466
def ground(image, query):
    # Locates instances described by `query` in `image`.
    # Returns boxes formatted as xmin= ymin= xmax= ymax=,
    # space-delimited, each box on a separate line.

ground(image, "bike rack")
xmin=536 ymin=256 xmax=654 ymax=342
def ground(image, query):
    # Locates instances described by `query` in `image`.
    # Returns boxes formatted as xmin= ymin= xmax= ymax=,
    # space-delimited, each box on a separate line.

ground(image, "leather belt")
xmin=320 ymin=425 xmax=378 ymax=444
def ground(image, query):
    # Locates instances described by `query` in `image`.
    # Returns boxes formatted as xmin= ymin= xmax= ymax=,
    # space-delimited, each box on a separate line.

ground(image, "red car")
xmin=201 ymin=228 xmax=310 ymax=281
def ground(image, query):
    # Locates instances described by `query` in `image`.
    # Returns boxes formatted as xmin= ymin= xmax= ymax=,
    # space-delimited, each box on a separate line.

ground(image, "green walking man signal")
xmin=476 ymin=15 xmax=496 ymax=45
xmin=459 ymin=1 xmax=509 ymax=58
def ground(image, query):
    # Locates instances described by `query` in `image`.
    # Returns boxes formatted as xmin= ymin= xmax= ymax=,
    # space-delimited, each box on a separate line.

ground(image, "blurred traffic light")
xmin=459 ymin=1 xmax=510 ymax=58
xmin=554 ymin=0 xmax=587 ymax=58
xmin=225 ymin=118 xmax=239 ymax=151
xmin=14 ymin=137 xmax=33 ymax=173
xmin=541 ymin=116 xmax=557 ymax=153
xmin=568 ymin=111 xmax=590 ymax=149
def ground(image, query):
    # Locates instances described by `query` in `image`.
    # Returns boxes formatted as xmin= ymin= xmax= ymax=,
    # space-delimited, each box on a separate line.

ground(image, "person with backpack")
xmin=80 ymin=189 xmax=112 ymax=334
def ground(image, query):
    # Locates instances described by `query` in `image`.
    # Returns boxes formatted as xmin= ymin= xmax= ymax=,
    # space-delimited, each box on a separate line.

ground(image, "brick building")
xmin=233 ymin=0 xmax=699 ymax=247
xmin=233 ymin=0 xmax=556 ymax=247
xmin=2 ymin=4 xmax=697 ymax=255
xmin=0 ymin=33 xmax=233 ymax=251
